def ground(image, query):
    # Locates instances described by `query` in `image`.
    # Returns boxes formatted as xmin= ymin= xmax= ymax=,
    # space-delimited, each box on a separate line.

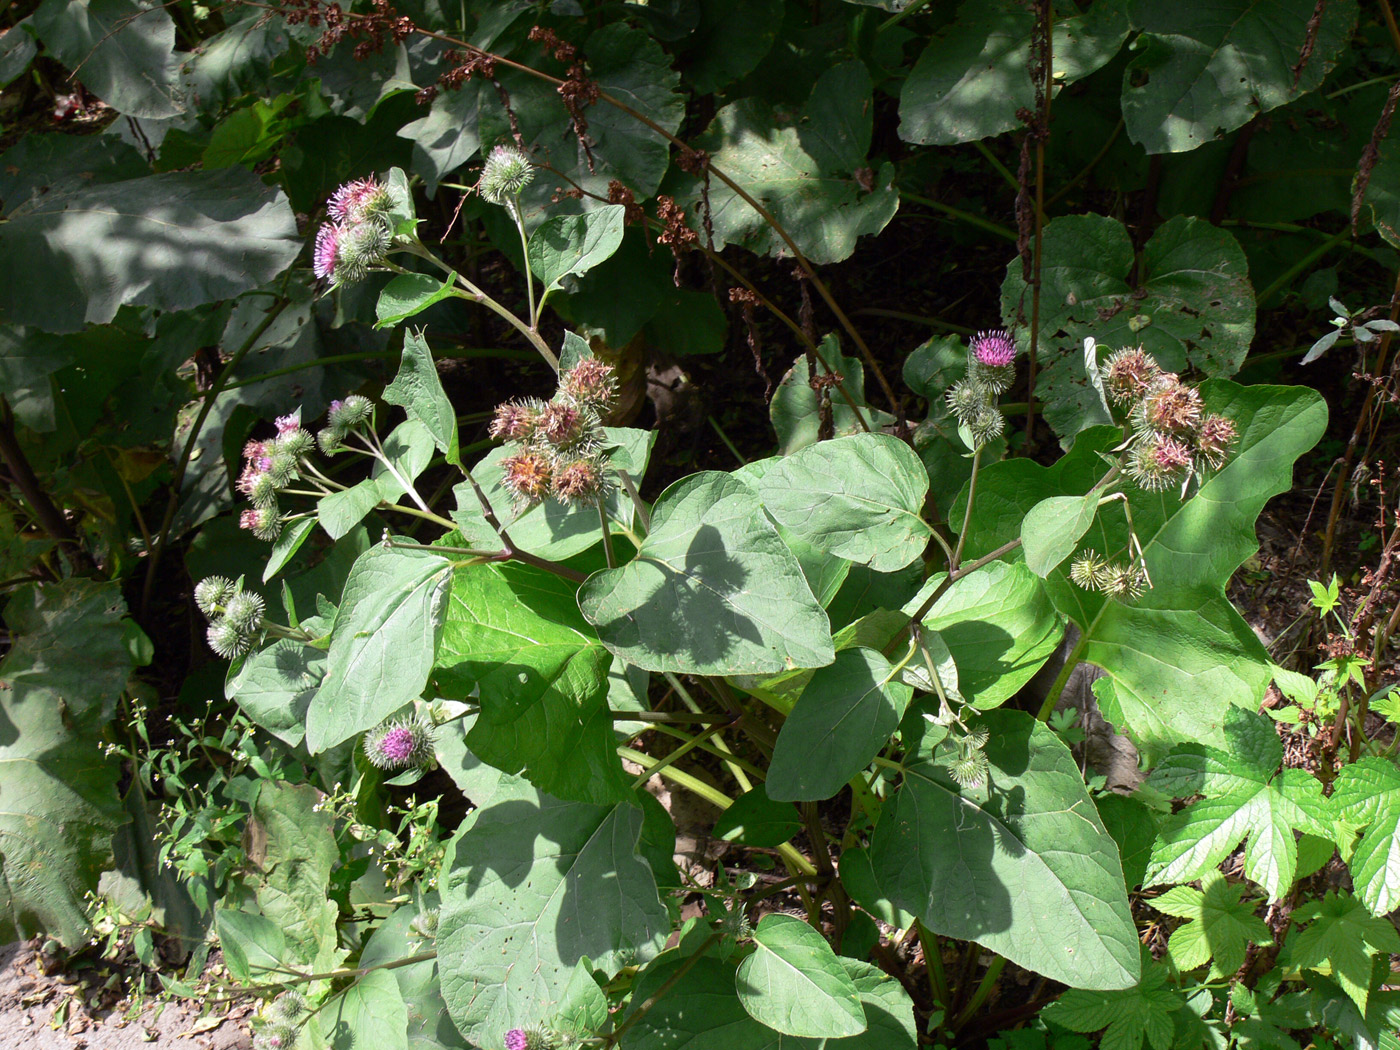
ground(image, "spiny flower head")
xmin=207 ymin=617 xmax=253 ymax=660
xmin=966 ymin=404 xmax=1005 ymax=447
xmin=537 ymin=401 xmax=585 ymax=447
xmin=945 ymin=379 xmax=986 ymax=426
xmin=274 ymin=427 xmax=314 ymax=461
xmin=1196 ymin=413 xmax=1237 ymax=470
xmin=1069 ymin=550 xmax=1112 ymax=591
xmin=503 ymin=1027 xmax=552 ymax=1050
xmin=224 ymin=591 xmax=265 ymax=635
xmin=1141 ymin=377 xmax=1202 ymax=435
xmin=239 ymin=463 xmax=279 ymax=506
xmin=490 ymin=400 xmax=541 ymax=441
xmin=479 ymin=145 xmax=534 ymax=204
xmin=552 ymin=457 xmax=606 ymax=505
xmin=501 ymin=450 xmax=553 ymax=503
xmin=1102 ymin=347 xmax=1161 ymax=405
xmin=410 ymin=908 xmax=440 ymax=940
xmin=1103 ymin=564 xmax=1147 ymax=601
xmin=561 ymin=358 xmax=617 ymax=412
xmin=313 ymin=223 xmax=344 ymax=280
xmin=240 ymin=505 xmax=283 ymax=542
xmin=949 ymin=746 xmax=989 ymax=790
xmin=274 ymin=410 xmax=303 ymax=436
xmin=328 ymin=176 xmax=392 ymax=225
xmin=329 ymin=394 xmax=374 ymax=431
xmin=363 ymin=715 xmax=436 ymax=771
xmin=970 ymin=328 xmax=1017 ymax=368
xmin=330 ymin=220 xmax=393 ymax=284
xmin=268 ymin=991 xmax=307 ymax=1023
xmin=253 ymin=1026 xmax=298 ymax=1050
xmin=194 ymin=576 xmax=237 ymax=618
xmin=1128 ymin=434 xmax=1191 ymax=492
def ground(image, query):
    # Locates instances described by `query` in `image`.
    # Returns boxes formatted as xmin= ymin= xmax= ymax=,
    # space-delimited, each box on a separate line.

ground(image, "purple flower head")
xmin=363 ymin=715 xmax=435 ymax=771
xmin=275 ymin=410 xmax=302 ymax=435
xmin=380 ymin=727 xmax=416 ymax=761
xmin=971 ymin=329 xmax=1017 ymax=368
xmin=505 ymin=1030 xmax=529 ymax=1050
xmin=328 ymin=176 xmax=391 ymax=224
xmin=258 ymin=455 xmax=274 ymax=472
xmin=313 ymin=224 xmax=343 ymax=280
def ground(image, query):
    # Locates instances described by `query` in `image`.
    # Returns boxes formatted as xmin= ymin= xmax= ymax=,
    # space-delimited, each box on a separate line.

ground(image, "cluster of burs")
xmin=490 ymin=357 xmax=620 ymax=507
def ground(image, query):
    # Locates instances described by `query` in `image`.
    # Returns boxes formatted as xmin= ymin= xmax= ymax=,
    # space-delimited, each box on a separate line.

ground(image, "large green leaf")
xmin=451 ymin=427 xmax=655 ymax=561
xmin=225 ymin=640 xmax=324 ymax=747
xmin=1000 ymin=214 xmax=1255 ymax=438
xmin=905 ymin=561 xmax=1064 ymax=708
xmin=1332 ymin=758 xmax=1400 ymax=916
xmin=0 ymin=167 xmax=300 ymax=332
xmin=1121 ymin=0 xmax=1358 ymax=154
xmin=360 ymin=904 xmax=469 ymax=1050
xmin=305 ymin=544 xmax=454 ymax=753
xmin=1145 ymin=708 xmax=1331 ymax=901
xmin=624 ymin=954 xmax=916 ymax=1050
xmin=314 ymin=969 xmax=409 ymax=1050
xmin=771 ymin=341 xmax=894 ymax=456
xmin=384 ymin=330 xmax=460 ymax=465
xmin=768 ymin=649 xmax=912 ymax=802
xmin=868 ymin=710 xmax=1139 ymax=989
xmin=578 ymin=472 xmax=835 ymax=675
xmin=435 ymin=562 xmax=628 ymax=804
xmin=737 ymin=915 xmax=866 ymax=1038
xmin=398 ymin=81 xmax=482 ymax=196
xmin=33 ymin=0 xmax=183 ymax=118
xmin=247 ymin=781 xmax=341 ymax=971
xmin=529 ymin=205 xmax=626 ymax=296
xmin=755 ymin=434 xmax=931 ymax=573
xmin=481 ymin=23 xmax=683 ymax=218
xmin=0 ymin=581 xmax=134 ymax=946
xmin=680 ymin=0 xmax=783 ymax=94
xmin=955 ymin=383 xmax=1326 ymax=759
xmin=437 ymin=791 xmax=668 ymax=1046
xmin=898 ymin=0 xmax=1127 ymax=145
xmin=685 ymin=62 xmax=898 ymax=265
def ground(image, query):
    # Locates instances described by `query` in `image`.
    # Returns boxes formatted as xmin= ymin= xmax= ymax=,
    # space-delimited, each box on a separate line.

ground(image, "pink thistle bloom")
xmin=328 ymin=176 xmax=389 ymax=223
xmin=1150 ymin=436 xmax=1192 ymax=472
xmin=274 ymin=411 xmax=302 ymax=435
xmin=379 ymin=727 xmax=416 ymax=761
xmin=313 ymin=224 xmax=344 ymax=280
xmin=971 ymin=329 xmax=1017 ymax=368
xmin=504 ymin=1031 xmax=529 ymax=1050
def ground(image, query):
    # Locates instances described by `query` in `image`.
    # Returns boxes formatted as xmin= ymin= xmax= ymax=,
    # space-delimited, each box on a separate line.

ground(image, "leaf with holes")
xmin=899 ymin=0 xmax=1127 ymax=145
xmin=685 ymin=61 xmax=898 ymax=265
xmin=1121 ymin=0 xmax=1358 ymax=154
xmin=1000 ymin=214 xmax=1254 ymax=439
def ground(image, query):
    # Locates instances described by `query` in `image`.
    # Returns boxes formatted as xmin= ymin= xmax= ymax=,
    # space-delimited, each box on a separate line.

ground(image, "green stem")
xmin=1256 ymin=226 xmax=1351 ymax=308
xmin=604 ymin=933 xmax=723 ymax=1047
xmin=916 ymin=921 xmax=952 ymax=1013
xmin=617 ymin=468 xmax=651 ymax=534
xmin=618 ymin=746 xmax=815 ymax=875
xmin=610 ymin=710 xmax=732 ymax=725
xmin=899 ymin=190 xmax=1018 ymax=243
xmin=951 ymin=444 xmax=982 ymax=571
xmin=628 ymin=723 xmax=726 ymax=791
xmin=510 ymin=196 xmax=538 ymax=328
xmin=597 ymin=498 xmax=616 ymax=570
xmin=952 ymin=955 xmax=1006 ymax=1029
xmin=973 ymin=141 xmax=1021 ymax=195
xmin=1036 ymin=632 xmax=1087 ymax=721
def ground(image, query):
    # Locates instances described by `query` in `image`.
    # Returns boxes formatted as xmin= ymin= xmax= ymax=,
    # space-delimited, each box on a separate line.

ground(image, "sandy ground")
xmin=0 ymin=943 xmax=252 ymax=1050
